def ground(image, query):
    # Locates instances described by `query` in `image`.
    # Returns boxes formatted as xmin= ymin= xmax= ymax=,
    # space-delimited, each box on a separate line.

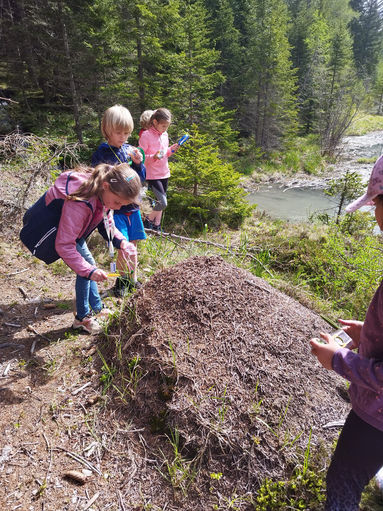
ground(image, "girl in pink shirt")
xmin=20 ymin=164 xmax=140 ymax=334
xmin=139 ymin=108 xmax=179 ymax=231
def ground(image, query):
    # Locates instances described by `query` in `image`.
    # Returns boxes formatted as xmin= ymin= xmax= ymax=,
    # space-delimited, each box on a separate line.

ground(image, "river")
xmin=247 ymin=131 xmax=383 ymax=222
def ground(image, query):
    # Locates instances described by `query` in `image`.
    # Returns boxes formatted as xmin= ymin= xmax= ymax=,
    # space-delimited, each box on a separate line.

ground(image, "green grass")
xmin=346 ymin=113 xmax=383 ymax=136
xmin=238 ymin=134 xmax=326 ymax=179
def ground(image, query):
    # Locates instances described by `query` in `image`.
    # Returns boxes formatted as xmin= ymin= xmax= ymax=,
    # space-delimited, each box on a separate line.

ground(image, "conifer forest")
xmin=2 ymin=0 xmax=383 ymax=158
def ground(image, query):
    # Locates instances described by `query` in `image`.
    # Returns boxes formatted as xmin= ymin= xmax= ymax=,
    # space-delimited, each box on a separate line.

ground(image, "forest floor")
xmin=0 ymin=150 xmax=380 ymax=510
xmin=0 ymin=229 xmax=355 ymax=511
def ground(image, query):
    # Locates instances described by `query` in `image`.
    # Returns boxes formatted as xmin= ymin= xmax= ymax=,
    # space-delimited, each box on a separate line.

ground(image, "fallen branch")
xmin=56 ymin=447 xmax=102 ymax=475
xmin=5 ymin=268 xmax=28 ymax=276
xmin=18 ymin=286 xmax=28 ymax=299
xmin=0 ymin=342 xmax=24 ymax=349
xmin=27 ymin=325 xmax=51 ymax=342
xmin=71 ymin=381 xmax=92 ymax=396
xmin=83 ymin=492 xmax=100 ymax=511
xmin=0 ymin=96 xmax=18 ymax=104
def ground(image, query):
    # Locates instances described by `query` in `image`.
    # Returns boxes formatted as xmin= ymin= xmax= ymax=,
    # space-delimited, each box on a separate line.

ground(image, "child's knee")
xmin=158 ymin=196 xmax=167 ymax=210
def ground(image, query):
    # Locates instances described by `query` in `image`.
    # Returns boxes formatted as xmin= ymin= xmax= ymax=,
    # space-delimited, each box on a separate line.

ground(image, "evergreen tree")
xmin=298 ymin=2 xmax=364 ymax=155
xmin=163 ymin=0 xmax=236 ymax=150
xmin=203 ymin=0 xmax=243 ymax=114
xmin=242 ymin=0 xmax=298 ymax=151
xmin=350 ymin=0 xmax=383 ymax=79
xmin=167 ymin=125 xmax=253 ymax=229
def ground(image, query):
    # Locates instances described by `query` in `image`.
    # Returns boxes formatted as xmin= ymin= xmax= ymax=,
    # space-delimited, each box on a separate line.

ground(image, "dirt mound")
xmin=104 ymin=255 xmax=350 ymax=505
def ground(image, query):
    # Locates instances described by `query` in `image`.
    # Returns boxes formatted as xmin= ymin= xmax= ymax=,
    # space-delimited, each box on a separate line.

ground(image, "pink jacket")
xmin=139 ymin=126 xmax=172 ymax=180
xmin=45 ymin=171 xmax=126 ymax=278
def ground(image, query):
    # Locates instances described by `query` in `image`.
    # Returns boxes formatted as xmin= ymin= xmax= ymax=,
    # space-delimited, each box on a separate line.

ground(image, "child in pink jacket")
xmin=21 ymin=163 xmax=140 ymax=334
xmin=138 ymin=108 xmax=179 ymax=231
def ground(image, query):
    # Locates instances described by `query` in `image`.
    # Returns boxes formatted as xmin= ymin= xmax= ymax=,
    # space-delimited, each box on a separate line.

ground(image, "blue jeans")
xmin=75 ymin=238 xmax=102 ymax=319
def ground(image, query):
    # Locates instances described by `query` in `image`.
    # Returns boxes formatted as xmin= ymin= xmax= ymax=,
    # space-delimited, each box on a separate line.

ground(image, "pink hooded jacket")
xmin=45 ymin=171 xmax=127 ymax=278
xmin=139 ymin=126 xmax=172 ymax=180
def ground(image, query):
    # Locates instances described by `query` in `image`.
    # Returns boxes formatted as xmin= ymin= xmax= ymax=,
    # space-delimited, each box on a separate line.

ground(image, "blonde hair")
xmin=150 ymin=107 xmax=172 ymax=125
xmin=68 ymin=163 xmax=141 ymax=203
xmin=101 ymin=104 xmax=134 ymax=140
xmin=140 ymin=109 xmax=155 ymax=130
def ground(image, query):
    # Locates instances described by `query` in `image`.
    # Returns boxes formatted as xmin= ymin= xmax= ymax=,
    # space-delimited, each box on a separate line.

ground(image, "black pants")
xmin=147 ymin=178 xmax=169 ymax=211
xmin=325 ymin=409 xmax=383 ymax=510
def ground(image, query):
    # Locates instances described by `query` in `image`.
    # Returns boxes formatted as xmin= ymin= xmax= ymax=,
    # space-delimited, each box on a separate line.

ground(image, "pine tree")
xmin=203 ymin=0 xmax=243 ymax=114
xmin=162 ymin=0 xmax=236 ymax=150
xmin=372 ymin=59 xmax=383 ymax=113
xmin=297 ymin=1 xmax=364 ymax=155
xmin=167 ymin=125 xmax=253 ymax=229
xmin=242 ymin=0 xmax=298 ymax=151
xmin=350 ymin=0 xmax=383 ymax=79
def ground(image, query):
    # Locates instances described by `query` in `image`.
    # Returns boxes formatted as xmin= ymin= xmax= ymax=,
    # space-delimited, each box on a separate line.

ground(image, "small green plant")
xmin=254 ymin=429 xmax=326 ymax=510
xmin=159 ymin=428 xmax=196 ymax=496
xmin=14 ymin=411 xmax=24 ymax=429
xmin=50 ymin=260 xmax=70 ymax=276
xmin=98 ymin=350 xmax=117 ymax=394
xmin=43 ymin=358 xmax=57 ymax=376
xmin=63 ymin=331 xmax=79 ymax=342
xmin=124 ymin=355 xmax=143 ymax=396
xmin=57 ymin=301 xmax=72 ymax=310
xmin=167 ymin=339 xmax=177 ymax=371
xmin=251 ymin=380 xmax=264 ymax=415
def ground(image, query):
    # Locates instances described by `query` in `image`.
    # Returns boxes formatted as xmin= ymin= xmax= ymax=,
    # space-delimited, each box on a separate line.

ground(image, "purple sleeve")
xmin=332 ymin=348 xmax=383 ymax=393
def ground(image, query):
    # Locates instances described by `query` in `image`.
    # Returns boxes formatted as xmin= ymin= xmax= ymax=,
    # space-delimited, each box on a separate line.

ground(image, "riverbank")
xmin=242 ymin=130 xmax=383 ymax=222
xmin=243 ymin=130 xmax=383 ymax=192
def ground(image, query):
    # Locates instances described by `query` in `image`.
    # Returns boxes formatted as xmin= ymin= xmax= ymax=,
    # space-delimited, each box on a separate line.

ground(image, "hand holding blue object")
xmin=172 ymin=133 xmax=190 ymax=152
xmin=177 ymin=133 xmax=190 ymax=146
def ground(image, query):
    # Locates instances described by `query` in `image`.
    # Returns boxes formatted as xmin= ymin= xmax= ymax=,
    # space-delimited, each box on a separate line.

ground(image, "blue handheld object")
xmin=177 ymin=133 xmax=190 ymax=146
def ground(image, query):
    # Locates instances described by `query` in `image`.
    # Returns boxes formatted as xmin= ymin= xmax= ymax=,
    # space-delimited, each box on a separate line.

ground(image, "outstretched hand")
xmin=310 ymin=332 xmax=341 ymax=370
xmin=91 ymin=268 xmax=108 ymax=282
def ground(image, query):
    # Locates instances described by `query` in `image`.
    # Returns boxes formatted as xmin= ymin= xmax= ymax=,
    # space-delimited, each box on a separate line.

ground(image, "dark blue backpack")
xmin=20 ymin=172 xmax=82 ymax=264
xmin=20 ymin=192 xmax=65 ymax=264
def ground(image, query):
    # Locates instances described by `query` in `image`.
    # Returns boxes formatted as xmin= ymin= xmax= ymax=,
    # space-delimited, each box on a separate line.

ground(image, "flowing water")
xmin=247 ymin=131 xmax=383 ymax=222
xmin=247 ymin=185 xmax=339 ymax=222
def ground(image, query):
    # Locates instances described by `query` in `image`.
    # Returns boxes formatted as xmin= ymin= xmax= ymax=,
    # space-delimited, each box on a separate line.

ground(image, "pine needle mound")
xmin=109 ymin=255 xmax=350 ymax=502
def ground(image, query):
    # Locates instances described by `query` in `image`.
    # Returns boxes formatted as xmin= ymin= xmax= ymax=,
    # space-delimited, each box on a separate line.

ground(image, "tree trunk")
xmin=136 ymin=13 xmax=145 ymax=112
xmin=57 ymin=0 xmax=83 ymax=143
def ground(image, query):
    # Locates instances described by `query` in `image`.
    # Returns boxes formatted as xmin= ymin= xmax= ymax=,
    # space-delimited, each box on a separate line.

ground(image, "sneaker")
xmin=143 ymin=218 xmax=155 ymax=230
xmin=376 ymin=466 xmax=383 ymax=493
xmin=72 ymin=314 xmax=102 ymax=334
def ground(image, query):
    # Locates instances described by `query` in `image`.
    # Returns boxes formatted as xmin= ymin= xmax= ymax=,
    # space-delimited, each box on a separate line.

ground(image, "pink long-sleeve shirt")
xmin=45 ymin=171 xmax=127 ymax=278
xmin=139 ymin=126 xmax=172 ymax=180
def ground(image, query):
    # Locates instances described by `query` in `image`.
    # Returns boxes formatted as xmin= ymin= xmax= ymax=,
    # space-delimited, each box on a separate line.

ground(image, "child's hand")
xmin=170 ymin=143 xmax=179 ymax=154
xmin=337 ymin=318 xmax=363 ymax=349
xmin=310 ymin=332 xmax=341 ymax=370
xmin=130 ymin=147 xmax=143 ymax=164
xmin=154 ymin=150 xmax=164 ymax=160
xmin=120 ymin=240 xmax=137 ymax=257
xmin=91 ymin=269 xmax=108 ymax=282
